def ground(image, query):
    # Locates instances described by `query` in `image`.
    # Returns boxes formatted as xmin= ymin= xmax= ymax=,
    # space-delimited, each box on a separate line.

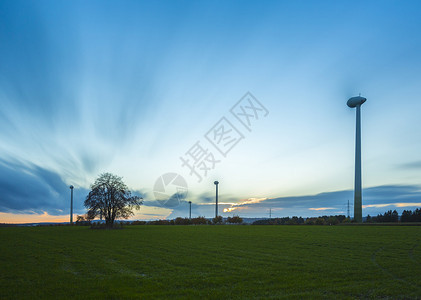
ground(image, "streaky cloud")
xmin=0 ymin=158 xmax=88 ymax=215
xmin=398 ymin=161 xmax=421 ymax=170
xmin=218 ymin=185 xmax=421 ymax=218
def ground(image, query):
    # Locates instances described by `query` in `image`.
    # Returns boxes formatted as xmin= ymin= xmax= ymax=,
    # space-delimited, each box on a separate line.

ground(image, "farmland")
xmin=0 ymin=225 xmax=420 ymax=299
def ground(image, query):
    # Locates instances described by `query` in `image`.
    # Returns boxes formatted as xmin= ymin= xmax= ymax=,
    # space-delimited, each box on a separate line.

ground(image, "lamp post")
xmin=188 ymin=201 xmax=192 ymax=219
xmin=214 ymin=181 xmax=219 ymax=218
xmin=69 ymin=185 xmax=74 ymax=224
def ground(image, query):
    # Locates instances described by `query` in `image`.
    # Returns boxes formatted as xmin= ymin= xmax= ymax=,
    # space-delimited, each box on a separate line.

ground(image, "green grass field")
xmin=0 ymin=225 xmax=420 ymax=299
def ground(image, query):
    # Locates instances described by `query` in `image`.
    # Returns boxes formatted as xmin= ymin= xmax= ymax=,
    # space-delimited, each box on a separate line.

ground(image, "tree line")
xmin=366 ymin=208 xmax=421 ymax=223
xmin=252 ymin=215 xmax=348 ymax=225
xmin=252 ymin=209 xmax=421 ymax=225
xmin=77 ymin=215 xmax=243 ymax=226
xmin=140 ymin=216 xmax=243 ymax=225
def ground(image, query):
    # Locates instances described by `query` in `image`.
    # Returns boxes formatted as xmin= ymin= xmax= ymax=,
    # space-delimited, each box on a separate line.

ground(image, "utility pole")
xmin=269 ymin=208 xmax=272 ymax=219
xmin=188 ymin=201 xmax=192 ymax=219
xmin=347 ymin=200 xmax=350 ymax=219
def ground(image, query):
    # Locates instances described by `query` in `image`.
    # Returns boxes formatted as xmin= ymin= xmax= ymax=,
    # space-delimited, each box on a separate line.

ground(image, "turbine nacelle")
xmin=347 ymin=96 xmax=366 ymax=108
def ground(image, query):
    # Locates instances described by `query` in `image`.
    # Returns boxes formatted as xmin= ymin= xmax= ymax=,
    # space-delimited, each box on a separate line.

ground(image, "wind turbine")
xmin=69 ymin=185 xmax=74 ymax=224
xmin=214 ymin=181 xmax=219 ymax=218
xmin=347 ymin=95 xmax=366 ymax=222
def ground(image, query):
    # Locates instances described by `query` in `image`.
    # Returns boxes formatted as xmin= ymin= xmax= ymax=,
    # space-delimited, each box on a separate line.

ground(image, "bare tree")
xmin=84 ymin=173 xmax=143 ymax=227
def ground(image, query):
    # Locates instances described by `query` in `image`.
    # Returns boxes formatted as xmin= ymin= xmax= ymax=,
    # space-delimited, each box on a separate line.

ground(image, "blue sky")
xmin=1 ymin=0 xmax=421 ymax=222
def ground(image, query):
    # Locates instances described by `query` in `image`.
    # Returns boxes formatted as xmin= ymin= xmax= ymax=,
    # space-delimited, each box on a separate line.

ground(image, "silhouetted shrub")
xmin=212 ymin=215 xmax=223 ymax=224
xmin=147 ymin=219 xmax=173 ymax=225
xmin=326 ymin=216 xmax=339 ymax=225
xmin=191 ymin=216 xmax=210 ymax=225
xmin=342 ymin=217 xmax=352 ymax=223
xmin=227 ymin=216 xmax=243 ymax=224
xmin=373 ymin=210 xmax=399 ymax=222
xmin=75 ymin=220 xmax=91 ymax=226
xmin=75 ymin=214 xmax=92 ymax=226
xmin=131 ymin=221 xmax=147 ymax=225
xmin=305 ymin=218 xmax=316 ymax=225
xmin=174 ymin=217 xmax=192 ymax=225
xmin=364 ymin=215 xmax=373 ymax=223
xmin=400 ymin=209 xmax=421 ymax=222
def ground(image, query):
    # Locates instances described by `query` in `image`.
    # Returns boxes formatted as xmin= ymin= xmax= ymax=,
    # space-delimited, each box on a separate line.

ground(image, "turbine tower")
xmin=347 ymin=95 xmax=366 ymax=222
xmin=214 ymin=181 xmax=219 ymax=218
xmin=69 ymin=185 xmax=74 ymax=224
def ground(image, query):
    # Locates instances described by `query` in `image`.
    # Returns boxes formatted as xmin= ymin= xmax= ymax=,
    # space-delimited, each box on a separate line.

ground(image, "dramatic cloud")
xmin=222 ymin=197 xmax=267 ymax=213
xmin=217 ymin=185 xmax=421 ymax=218
xmin=0 ymin=159 xmax=88 ymax=215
